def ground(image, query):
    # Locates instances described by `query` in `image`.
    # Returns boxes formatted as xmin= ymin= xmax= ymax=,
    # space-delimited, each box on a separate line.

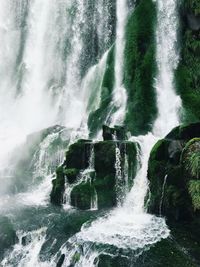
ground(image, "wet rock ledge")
xmin=50 ymin=125 xmax=138 ymax=210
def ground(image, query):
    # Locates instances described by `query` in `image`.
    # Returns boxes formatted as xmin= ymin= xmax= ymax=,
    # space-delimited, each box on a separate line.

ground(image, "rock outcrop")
xmin=51 ymin=125 xmax=138 ymax=209
xmin=148 ymin=122 xmax=200 ymax=221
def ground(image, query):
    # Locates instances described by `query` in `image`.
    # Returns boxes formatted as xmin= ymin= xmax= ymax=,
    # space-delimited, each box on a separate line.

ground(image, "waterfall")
xmin=0 ymin=0 xmax=185 ymax=266
xmin=109 ymin=0 xmax=129 ymax=126
xmin=153 ymin=0 xmax=181 ymax=136
xmin=159 ymin=175 xmax=168 ymax=215
xmin=0 ymin=0 xmax=113 ymax=174
xmin=52 ymin=0 xmax=181 ymax=265
xmin=115 ymin=144 xmax=130 ymax=206
xmin=1 ymin=228 xmax=47 ymax=267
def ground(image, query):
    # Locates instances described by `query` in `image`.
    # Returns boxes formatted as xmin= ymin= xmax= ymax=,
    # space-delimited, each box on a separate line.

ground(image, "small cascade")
xmin=90 ymin=187 xmax=98 ymax=211
xmin=115 ymin=145 xmax=124 ymax=206
xmin=63 ymin=143 xmax=98 ymax=211
xmin=1 ymin=228 xmax=47 ymax=267
xmin=16 ymin=131 xmax=65 ymax=207
xmin=88 ymin=145 xmax=98 ymax=211
xmin=123 ymin=146 xmax=130 ymax=196
xmin=159 ymin=175 xmax=168 ymax=216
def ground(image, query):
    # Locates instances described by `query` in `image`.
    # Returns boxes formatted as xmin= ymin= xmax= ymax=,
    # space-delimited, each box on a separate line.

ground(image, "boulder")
xmin=148 ymin=123 xmax=200 ymax=221
xmin=51 ymin=136 xmax=138 ymax=209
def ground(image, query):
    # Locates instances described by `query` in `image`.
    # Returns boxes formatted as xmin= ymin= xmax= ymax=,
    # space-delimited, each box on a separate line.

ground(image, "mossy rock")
xmin=94 ymin=174 xmax=116 ymax=208
xmin=181 ymin=138 xmax=200 ymax=179
xmin=51 ymin=137 xmax=138 ymax=209
xmin=71 ymin=182 xmax=93 ymax=210
xmin=175 ymin=1 xmax=200 ymax=123
xmin=124 ymin=0 xmax=157 ymax=135
xmin=148 ymin=123 xmax=200 ymax=221
xmin=165 ymin=122 xmax=200 ymax=140
xmin=94 ymin=141 xmax=116 ymax=175
xmin=64 ymin=168 xmax=79 ymax=184
xmin=65 ymin=139 xmax=92 ymax=170
xmin=50 ymin=166 xmax=65 ymax=205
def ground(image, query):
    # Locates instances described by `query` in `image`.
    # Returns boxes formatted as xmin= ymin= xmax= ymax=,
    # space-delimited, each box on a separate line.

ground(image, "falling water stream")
xmin=0 ymin=0 xmax=183 ymax=266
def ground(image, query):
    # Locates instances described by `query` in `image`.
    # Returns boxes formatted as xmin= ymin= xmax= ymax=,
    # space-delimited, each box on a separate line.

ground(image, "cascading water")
xmin=159 ymin=175 xmax=168 ymax=215
xmin=0 ymin=0 xmax=185 ymax=266
xmin=48 ymin=0 xmax=182 ymax=265
xmin=62 ymin=143 xmax=98 ymax=211
xmin=153 ymin=0 xmax=181 ymax=136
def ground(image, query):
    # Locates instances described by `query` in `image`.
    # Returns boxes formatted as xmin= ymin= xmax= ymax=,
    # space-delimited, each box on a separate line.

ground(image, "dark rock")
xmin=65 ymin=139 xmax=92 ymax=170
xmin=168 ymin=140 xmax=184 ymax=164
xmin=165 ymin=122 xmax=200 ymax=140
xmin=187 ymin=13 xmax=200 ymax=30
xmin=51 ymin=137 xmax=138 ymax=209
xmin=102 ymin=125 xmax=127 ymax=141
xmin=50 ymin=166 xmax=65 ymax=205
xmin=56 ymin=254 xmax=65 ymax=267
xmin=64 ymin=168 xmax=79 ymax=184
xmin=148 ymin=123 xmax=200 ymax=222
xmin=71 ymin=181 xmax=94 ymax=210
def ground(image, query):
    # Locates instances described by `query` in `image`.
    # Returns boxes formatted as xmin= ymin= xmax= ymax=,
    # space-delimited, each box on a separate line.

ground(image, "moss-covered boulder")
xmin=51 ymin=132 xmax=138 ymax=209
xmin=0 ymin=217 xmax=18 ymax=259
xmin=148 ymin=122 xmax=200 ymax=221
xmin=175 ymin=0 xmax=200 ymax=123
xmin=64 ymin=139 xmax=92 ymax=170
xmin=124 ymin=0 xmax=157 ymax=135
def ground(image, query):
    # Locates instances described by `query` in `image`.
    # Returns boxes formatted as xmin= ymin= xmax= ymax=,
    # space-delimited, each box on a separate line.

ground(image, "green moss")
xmin=63 ymin=168 xmax=79 ymax=184
xmin=124 ymin=0 xmax=157 ymax=135
xmin=50 ymin=166 xmax=65 ymax=205
xmin=175 ymin=2 xmax=200 ymax=122
xmin=71 ymin=181 xmax=93 ymax=210
xmin=94 ymin=174 xmax=116 ymax=208
xmin=181 ymin=138 xmax=200 ymax=178
xmin=150 ymin=139 xmax=170 ymax=161
xmin=188 ymin=180 xmax=200 ymax=210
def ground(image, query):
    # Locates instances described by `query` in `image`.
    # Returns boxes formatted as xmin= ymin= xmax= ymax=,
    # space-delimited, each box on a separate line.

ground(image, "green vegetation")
xmin=124 ymin=0 xmax=157 ymax=135
xmin=181 ymin=138 xmax=200 ymax=179
xmin=188 ymin=180 xmax=200 ymax=210
xmin=175 ymin=0 xmax=200 ymax=123
xmin=183 ymin=0 xmax=200 ymax=15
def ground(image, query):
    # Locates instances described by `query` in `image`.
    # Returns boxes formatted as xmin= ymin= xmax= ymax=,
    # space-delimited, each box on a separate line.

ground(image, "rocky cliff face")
xmin=51 ymin=126 xmax=138 ymax=209
xmin=148 ymin=122 xmax=200 ymax=221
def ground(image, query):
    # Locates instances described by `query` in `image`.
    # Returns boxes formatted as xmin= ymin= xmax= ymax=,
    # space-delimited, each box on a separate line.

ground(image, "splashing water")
xmin=1 ymin=228 xmax=47 ymax=267
xmin=153 ymin=0 xmax=181 ymax=136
